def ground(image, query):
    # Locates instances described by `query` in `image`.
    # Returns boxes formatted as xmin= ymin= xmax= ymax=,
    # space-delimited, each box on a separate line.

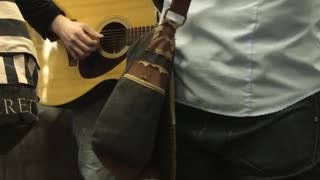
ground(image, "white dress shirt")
xmin=163 ymin=0 xmax=320 ymax=116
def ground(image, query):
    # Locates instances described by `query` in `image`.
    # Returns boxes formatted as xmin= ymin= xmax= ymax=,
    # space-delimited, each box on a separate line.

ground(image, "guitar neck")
xmin=126 ymin=25 xmax=156 ymax=44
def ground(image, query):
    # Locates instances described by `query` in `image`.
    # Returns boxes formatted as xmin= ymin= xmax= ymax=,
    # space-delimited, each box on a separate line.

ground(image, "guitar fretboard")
xmin=126 ymin=25 xmax=157 ymax=44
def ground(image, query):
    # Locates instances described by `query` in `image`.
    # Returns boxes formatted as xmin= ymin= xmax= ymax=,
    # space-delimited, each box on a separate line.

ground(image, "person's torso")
xmin=163 ymin=0 xmax=320 ymax=116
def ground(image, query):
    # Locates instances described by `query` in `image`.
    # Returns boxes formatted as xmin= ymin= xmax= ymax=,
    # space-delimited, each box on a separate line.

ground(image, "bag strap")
xmin=163 ymin=0 xmax=192 ymax=27
xmin=159 ymin=1 xmax=192 ymax=180
xmin=170 ymin=0 xmax=192 ymax=17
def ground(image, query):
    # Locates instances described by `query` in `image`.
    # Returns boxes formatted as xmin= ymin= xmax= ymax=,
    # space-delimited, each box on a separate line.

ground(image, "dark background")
xmin=0 ymin=105 xmax=84 ymax=180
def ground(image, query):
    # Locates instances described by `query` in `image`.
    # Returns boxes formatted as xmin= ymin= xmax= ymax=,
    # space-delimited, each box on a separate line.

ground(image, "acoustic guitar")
xmin=28 ymin=0 xmax=157 ymax=106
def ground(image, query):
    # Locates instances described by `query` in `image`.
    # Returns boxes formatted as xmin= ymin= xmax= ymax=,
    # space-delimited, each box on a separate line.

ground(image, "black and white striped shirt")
xmin=0 ymin=0 xmax=38 ymax=86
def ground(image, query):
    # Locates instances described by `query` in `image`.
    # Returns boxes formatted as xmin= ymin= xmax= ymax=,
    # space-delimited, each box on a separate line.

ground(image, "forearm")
xmin=15 ymin=0 xmax=64 ymax=40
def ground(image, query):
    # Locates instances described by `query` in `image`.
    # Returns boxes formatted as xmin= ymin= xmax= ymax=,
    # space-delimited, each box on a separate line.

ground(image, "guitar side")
xmin=28 ymin=0 xmax=157 ymax=106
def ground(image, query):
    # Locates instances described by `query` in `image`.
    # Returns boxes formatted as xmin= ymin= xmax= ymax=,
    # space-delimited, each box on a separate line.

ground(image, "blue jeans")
xmin=72 ymin=116 xmax=116 ymax=180
xmin=70 ymin=82 xmax=117 ymax=180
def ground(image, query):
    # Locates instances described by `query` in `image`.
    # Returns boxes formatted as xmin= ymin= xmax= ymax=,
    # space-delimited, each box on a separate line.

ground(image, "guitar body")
xmin=28 ymin=0 xmax=157 ymax=106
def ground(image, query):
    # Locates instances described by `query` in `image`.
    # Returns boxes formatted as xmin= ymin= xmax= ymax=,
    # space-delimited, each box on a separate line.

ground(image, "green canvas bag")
xmin=91 ymin=1 xmax=191 ymax=179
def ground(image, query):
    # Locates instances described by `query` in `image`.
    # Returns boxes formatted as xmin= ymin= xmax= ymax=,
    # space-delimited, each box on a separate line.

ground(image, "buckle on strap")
xmin=163 ymin=8 xmax=187 ymax=28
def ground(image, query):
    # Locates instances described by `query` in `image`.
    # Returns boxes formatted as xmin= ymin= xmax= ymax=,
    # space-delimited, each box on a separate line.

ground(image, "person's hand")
xmin=50 ymin=15 xmax=103 ymax=61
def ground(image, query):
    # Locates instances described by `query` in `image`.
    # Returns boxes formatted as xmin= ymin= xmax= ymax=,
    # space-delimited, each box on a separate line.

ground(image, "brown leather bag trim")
xmin=126 ymin=60 xmax=170 ymax=92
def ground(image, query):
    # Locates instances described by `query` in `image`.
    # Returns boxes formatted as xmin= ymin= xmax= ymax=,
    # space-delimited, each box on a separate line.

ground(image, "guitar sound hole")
xmin=99 ymin=22 xmax=127 ymax=54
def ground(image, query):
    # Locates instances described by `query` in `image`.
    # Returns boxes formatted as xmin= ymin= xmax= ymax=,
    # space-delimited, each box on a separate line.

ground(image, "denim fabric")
xmin=69 ymin=81 xmax=117 ymax=180
xmin=73 ymin=124 xmax=116 ymax=180
xmin=175 ymin=91 xmax=320 ymax=180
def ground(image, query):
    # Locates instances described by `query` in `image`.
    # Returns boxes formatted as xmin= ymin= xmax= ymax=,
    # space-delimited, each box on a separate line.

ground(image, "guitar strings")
xmin=97 ymin=25 xmax=157 ymax=46
xmin=99 ymin=30 xmax=155 ymax=43
xmin=100 ymin=30 xmax=152 ymax=36
xmin=99 ymin=36 xmax=145 ymax=46
xmin=99 ymin=31 xmax=153 ymax=37
xmin=94 ymin=27 xmax=154 ymax=50
xmin=99 ymin=26 xmax=156 ymax=34
xmin=99 ymin=29 xmax=155 ymax=36
xmin=99 ymin=25 xmax=156 ymax=33
xmin=99 ymin=33 xmax=150 ymax=42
